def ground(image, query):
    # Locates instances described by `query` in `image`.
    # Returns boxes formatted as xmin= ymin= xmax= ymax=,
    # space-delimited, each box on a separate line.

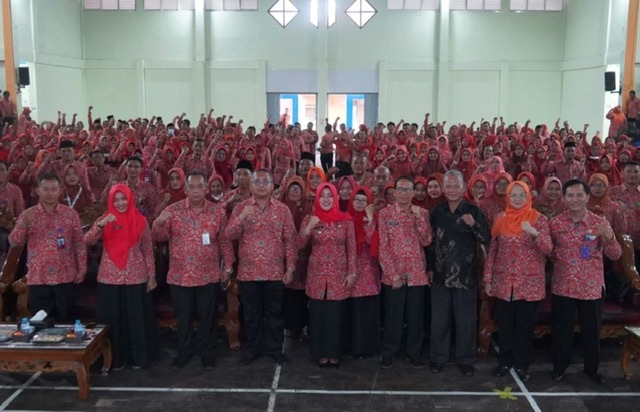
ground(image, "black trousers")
xmin=97 ymin=283 xmax=157 ymax=368
xmin=351 ymin=294 xmax=380 ymax=356
xmin=496 ymin=299 xmax=538 ymax=370
xmin=29 ymin=283 xmax=77 ymax=323
xmin=239 ymin=281 xmax=285 ymax=356
xmin=551 ymin=293 xmax=603 ymax=375
xmin=170 ymin=283 xmax=218 ymax=358
xmin=283 ymin=288 xmax=308 ymax=337
xmin=320 ymin=153 xmax=333 ymax=173
xmin=309 ymin=298 xmax=346 ymax=360
xmin=381 ymin=284 xmax=424 ymax=359
xmin=429 ymin=284 xmax=477 ymax=366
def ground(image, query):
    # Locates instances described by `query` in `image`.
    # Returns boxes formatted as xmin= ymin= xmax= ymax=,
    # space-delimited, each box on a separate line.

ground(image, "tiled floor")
xmin=0 ymin=329 xmax=639 ymax=411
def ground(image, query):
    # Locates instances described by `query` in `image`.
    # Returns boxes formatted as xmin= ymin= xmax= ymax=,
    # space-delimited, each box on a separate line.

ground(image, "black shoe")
xmin=328 ymin=360 xmax=340 ymax=369
xmin=171 ymin=353 xmax=192 ymax=370
xmin=551 ymin=368 xmax=565 ymax=382
xmin=273 ymin=353 xmax=289 ymax=366
xmin=202 ymin=355 xmax=216 ymax=370
xmin=586 ymin=372 xmax=607 ymax=385
xmin=492 ymin=365 xmax=511 ymax=377
xmin=406 ymin=356 xmax=427 ymax=370
xmin=240 ymin=352 xmax=262 ymax=366
xmin=460 ymin=365 xmax=474 ymax=377
xmin=318 ymin=360 xmax=329 ymax=369
xmin=379 ymin=356 xmax=393 ymax=369
xmin=515 ymin=368 xmax=531 ymax=383
xmin=430 ymin=362 xmax=444 ymax=373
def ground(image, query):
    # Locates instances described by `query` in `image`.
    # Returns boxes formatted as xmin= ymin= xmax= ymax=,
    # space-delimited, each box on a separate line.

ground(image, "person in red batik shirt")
xmin=298 ymin=183 xmax=356 ymax=368
xmin=152 ymin=172 xmax=234 ymax=370
xmin=225 ymin=169 xmax=297 ymax=367
xmin=85 ymin=184 xmax=157 ymax=370
xmin=9 ymin=174 xmax=87 ymax=322
xmin=549 ymin=180 xmax=621 ymax=385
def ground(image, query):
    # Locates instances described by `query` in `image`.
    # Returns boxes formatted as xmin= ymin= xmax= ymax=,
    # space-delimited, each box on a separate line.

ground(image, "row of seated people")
xmin=0 ymin=109 xmax=637 ymax=382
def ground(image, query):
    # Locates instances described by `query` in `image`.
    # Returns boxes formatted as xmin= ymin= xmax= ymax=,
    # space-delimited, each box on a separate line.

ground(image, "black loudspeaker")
xmin=18 ymin=67 xmax=29 ymax=86
xmin=605 ymin=71 xmax=616 ymax=92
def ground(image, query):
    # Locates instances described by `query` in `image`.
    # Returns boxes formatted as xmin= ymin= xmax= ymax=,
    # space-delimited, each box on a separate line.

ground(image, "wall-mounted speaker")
xmin=604 ymin=71 xmax=616 ymax=92
xmin=18 ymin=67 xmax=30 ymax=86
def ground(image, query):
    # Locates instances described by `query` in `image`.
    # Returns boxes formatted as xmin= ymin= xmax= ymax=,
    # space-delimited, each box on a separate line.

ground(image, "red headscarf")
xmin=516 ymin=171 xmax=537 ymax=192
xmin=491 ymin=181 xmax=540 ymax=238
xmin=103 ymin=184 xmax=147 ymax=270
xmin=412 ymin=177 xmax=429 ymax=209
xmin=425 ymin=173 xmax=446 ymax=212
xmin=465 ymin=174 xmax=487 ymax=202
xmin=314 ymin=183 xmax=352 ymax=223
xmin=347 ymin=186 xmax=373 ymax=254
xmin=282 ymin=176 xmax=311 ymax=230
xmin=163 ymin=167 xmax=187 ymax=205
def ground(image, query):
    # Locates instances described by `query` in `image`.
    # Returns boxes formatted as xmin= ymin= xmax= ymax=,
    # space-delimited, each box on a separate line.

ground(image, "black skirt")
xmin=309 ymin=299 xmax=347 ymax=360
xmin=96 ymin=283 xmax=157 ymax=368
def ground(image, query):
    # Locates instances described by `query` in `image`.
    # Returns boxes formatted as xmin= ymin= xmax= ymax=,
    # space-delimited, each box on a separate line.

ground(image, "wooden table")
xmin=0 ymin=325 xmax=112 ymax=400
xmin=621 ymin=326 xmax=640 ymax=380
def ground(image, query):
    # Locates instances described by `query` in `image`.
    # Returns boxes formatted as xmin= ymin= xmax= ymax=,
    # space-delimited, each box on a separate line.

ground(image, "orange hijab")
xmin=491 ymin=181 xmax=540 ymax=238
xmin=103 ymin=184 xmax=147 ymax=270
xmin=587 ymin=173 xmax=612 ymax=211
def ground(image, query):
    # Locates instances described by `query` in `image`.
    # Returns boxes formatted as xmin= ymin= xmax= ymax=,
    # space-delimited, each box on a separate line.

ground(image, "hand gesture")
xmin=459 ymin=214 xmax=475 ymax=227
xmin=392 ymin=277 xmax=404 ymax=290
xmin=147 ymin=277 xmax=157 ymax=292
xmin=307 ymin=215 xmax=321 ymax=232
xmin=411 ymin=205 xmax=422 ymax=219
xmin=164 ymin=192 xmax=172 ymax=203
xmin=521 ymin=221 xmax=536 ymax=236
xmin=344 ymin=274 xmax=356 ymax=289
xmin=365 ymin=204 xmax=375 ymax=221
xmin=595 ymin=223 xmax=614 ymax=240
xmin=283 ymin=271 xmax=294 ymax=285
xmin=484 ymin=283 xmax=492 ymax=297
xmin=241 ymin=205 xmax=254 ymax=221
xmin=156 ymin=210 xmax=170 ymax=225
xmin=99 ymin=213 xmax=117 ymax=227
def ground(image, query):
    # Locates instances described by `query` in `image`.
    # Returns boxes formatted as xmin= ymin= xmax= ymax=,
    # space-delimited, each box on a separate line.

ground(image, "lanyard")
xmin=65 ymin=187 xmax=83 ymax=208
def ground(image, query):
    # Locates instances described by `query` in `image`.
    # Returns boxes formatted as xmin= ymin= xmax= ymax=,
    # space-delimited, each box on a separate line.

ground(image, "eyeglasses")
xmin=496 ymin=181 xmax=510 ymax=187
xmin=252 ymin=180 xmax=272 ymax=187
xmin=353 ymin=198 xmax=368 ymax=203
xmin=289 ymin=186 xmax=302 ymax=192
xmin=395 ymin=187 xmax=414 ymax=194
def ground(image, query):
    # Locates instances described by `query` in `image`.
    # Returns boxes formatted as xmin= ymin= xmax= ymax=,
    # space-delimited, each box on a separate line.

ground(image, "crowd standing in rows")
xmin=4 ymin=97 xmax=640 ymax=383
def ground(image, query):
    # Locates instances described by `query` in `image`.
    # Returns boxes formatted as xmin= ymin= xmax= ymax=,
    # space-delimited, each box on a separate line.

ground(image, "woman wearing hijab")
xmin=481 ymin=155 xmax=506 ymax=194
xmin=385 ymin=146 xmax=415 ymax=181
xmin=347 ymin=186 xmax=381 ymax=359
xmin=335 ymin=175 xmax=356 ymax=212
xmin=481 ymin=172 xmax=512 ymax=226
xmin=282 ymin=177 xmax=312 ymax=341
xmin=84 ymin=184 xmax=157 ymax=370
xmin=298 ymin=183 xmax=356 ymax=368
xmin=213 ymin=147 xmax=234 ymax=189
xmin=483 ymin=181 xmax=552 ymax=382
xmin=412 ymin=177 xmax=429 ymax=210
xmin=157 ymin=167 xmax=187 ymax=213
xmin=416 ymin=147 xmax=447 ymax=178
xmin=516 ymin=171 xmax=538 ymax=198
xmin=452 ymin=147 xmax=478 ymax=183
xmin=533 ymin=177 xmax=566 ymax=219
xmin=306 ymin=167 xmax=326 ymax=202
xmin=595 ymin=154 xmax=622 ymax=187
xmin=60 ymin=164 xmax=93 ymax=215
xmin=587 ymin=173 xmax=626 ymax=234
xmin=425 ymin=173 xmax=446 ymax=212
xmin=207 ymin=174 xmax=226 ymax=204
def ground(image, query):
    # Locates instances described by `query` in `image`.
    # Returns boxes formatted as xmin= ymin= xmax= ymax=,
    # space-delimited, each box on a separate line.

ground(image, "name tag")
xmin=202 ymin=233 xmax=210 ymax=246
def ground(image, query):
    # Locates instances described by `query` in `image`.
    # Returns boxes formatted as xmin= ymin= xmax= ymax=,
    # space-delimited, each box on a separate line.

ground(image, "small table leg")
xmin=101 ymin=342 xmax=112 ymax=376
xmin=621 ymin=338 xmax=634 ymax=380
xmin=75 ymin=363 xmax=90 ymax=401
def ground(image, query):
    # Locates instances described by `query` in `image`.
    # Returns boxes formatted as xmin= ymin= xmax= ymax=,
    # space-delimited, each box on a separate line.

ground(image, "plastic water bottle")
xmin=21 ymin=317 xmax=30 ymax=334
xmin=74 ymin=320 xmax=85 ymax=338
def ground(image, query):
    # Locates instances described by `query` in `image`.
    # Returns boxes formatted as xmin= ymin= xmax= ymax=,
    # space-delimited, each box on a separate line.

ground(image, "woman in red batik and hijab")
xmin=595 ymin=154 xmax=622 ymax=187
xmin=587 ymin=173 xmax=626 ymax=234
xmin=84 ymin=184 xmax=157 ymax=370
xmin=483 ymin=181 xmax=552 ymax=383
xmin=347 ymin=186 xmax=381 ymax=359
xmin=412 ymin=177 xmax=429 ymax=210
xmin=282 ymin=177 xmax=312 ymax=341
xmin=416 ymin=147 xmax=447 ymax=179
xmin=298 ymin=183 xmax=356 ymax=369
xmin=425 ymin=173 xmax=446 ymax=213
xmin=208 ymin=174 xmax=226 ymax=204
xmin=213 ymin=147 xmax=234 ymax=189
xmin=385 ymin=146 xmax=415 ymax=181
xmin=452 ymin=147 xmax=478 ymax=183
xmin=335 ymin=175 xmax=356 ymax=212
xmin=533 ymin=177 xmax=566 ymax=219
xmin=482 ymin=172 xmax=512 ymax=226
xmin=481 ymin=155 xmax=506 ymax=194
xmin=157 ymin=167 xmax=187 ymax=213
xmin=60 ymin=164 xmax=93 ymax=215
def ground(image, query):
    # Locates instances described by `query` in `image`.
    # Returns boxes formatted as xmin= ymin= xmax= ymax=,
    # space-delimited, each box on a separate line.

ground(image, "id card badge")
xmin=580 ymin=245 xmax=590 ymax=260
xmin=202 ymin=232 xmax=211 ymax=246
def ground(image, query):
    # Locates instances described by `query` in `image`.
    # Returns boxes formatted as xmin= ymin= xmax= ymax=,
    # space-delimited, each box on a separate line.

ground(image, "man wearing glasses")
xmin=225 ymin=168 xmax=297 ymax=366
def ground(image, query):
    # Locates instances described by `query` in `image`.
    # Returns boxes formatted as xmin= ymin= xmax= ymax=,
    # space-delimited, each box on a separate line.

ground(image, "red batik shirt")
xmin=175 ymin=155 xmax=214 ymax=179
xmin=9 ymin=204 xmax=87 ymax=285
xmin=85 ymin=223 xmax=155 ymax=285
xmin=609 ymin=184 xmax=640 ymax=248
xmin=225 ymin=197 xmax=297 ymax=282
xmin=0 ymin=182 xmax=25 ymax=217
xmin=151 ymin=199 xmax=234 ymax=286
xmin=297 ymin=217 xmax=357 ymax=301
xmin=351 ymin=220 xmax=381 ymax=298
xmin=483 ymin=215 xmax=552 ymax=302
xmin=549 ymin=210 xmax=622 ymax=300
xmin=378 ymin=204 xmax=432 ymax=286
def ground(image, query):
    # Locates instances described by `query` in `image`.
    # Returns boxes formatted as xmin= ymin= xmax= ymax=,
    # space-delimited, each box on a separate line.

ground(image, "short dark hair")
xmin=624 ymin=161 xmax=640 ymax=170
xmin=562 ymin=179 xmax=589 ymax=195
xmin=193 ymin=138 xmax=205 ymax=145
xmin=186 ymin=171 xmax=206 ymax=183
xmin=37 ymin=173 xmax=61 ymax=187
xmin=125 ymin=156 xmax=143 ymax=166
xmin=395 ymin=175 xmax=415 ymax=189
xmin=59 ymin=140 xmax=74 ymax=149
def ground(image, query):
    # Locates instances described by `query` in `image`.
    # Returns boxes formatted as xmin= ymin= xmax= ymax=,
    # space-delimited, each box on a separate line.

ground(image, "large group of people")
xmin=3 ymin=96 xmax=640 ymax=384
